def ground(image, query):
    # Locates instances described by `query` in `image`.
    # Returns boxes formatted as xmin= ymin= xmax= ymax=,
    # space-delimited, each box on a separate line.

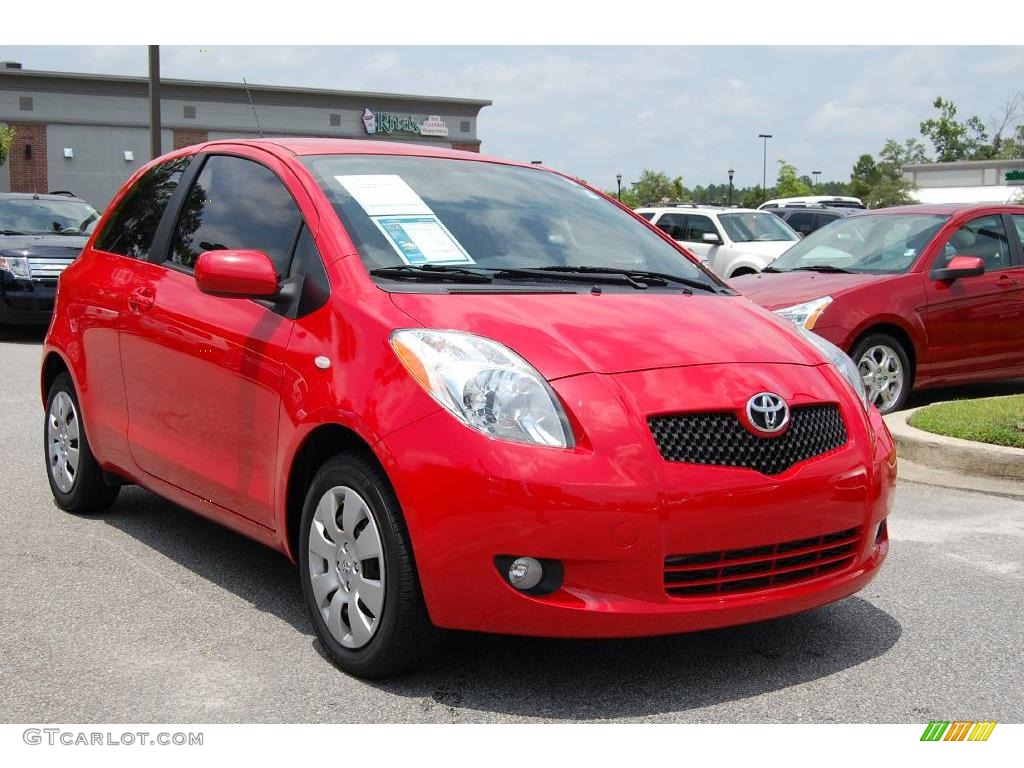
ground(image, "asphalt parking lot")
xmin=1 ymin=326 xmax=1022 ymax=723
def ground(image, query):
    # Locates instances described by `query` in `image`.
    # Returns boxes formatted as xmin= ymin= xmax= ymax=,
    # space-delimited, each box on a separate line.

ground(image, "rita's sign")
xmin=362 ymin=109 xmax=449 ymax=138
xmin=1005 ymin=169 xmax=1024 ymax=185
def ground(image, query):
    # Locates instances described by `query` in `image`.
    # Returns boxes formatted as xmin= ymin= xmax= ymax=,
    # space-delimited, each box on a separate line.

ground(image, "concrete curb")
xmin=884 ymin=404 xmax=1024 ymax=481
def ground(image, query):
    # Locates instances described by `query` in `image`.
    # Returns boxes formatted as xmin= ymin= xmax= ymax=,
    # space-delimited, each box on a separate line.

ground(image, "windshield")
xmin=0 ymin=198 xmax=99 ymax=235
xmin=768 ymin=213 xmax=948 ymax=274
xmin=718 ymin=212 xmax=798 ymax=243
xmin=301 ymin=155 xmax=718 ymax=289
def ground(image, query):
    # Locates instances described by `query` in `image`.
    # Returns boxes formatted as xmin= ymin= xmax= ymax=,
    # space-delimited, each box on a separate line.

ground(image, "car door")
xmin=920 ymin=213 xmax=1024 ymax=380
xmin=681 ymin=214 xmax=720 ymax=268
xmin=118 ymin=149 xmax=307 ymax=528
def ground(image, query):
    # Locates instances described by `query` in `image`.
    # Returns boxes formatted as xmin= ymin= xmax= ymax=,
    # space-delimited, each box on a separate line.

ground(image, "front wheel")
xmin=850 ymin=334 xmax=911 ymax=414
xmin=298 ymin=452 xmax=443 ymax=678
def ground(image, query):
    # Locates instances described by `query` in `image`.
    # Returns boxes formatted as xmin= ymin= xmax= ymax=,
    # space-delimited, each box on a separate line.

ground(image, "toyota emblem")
xmin=745 ymin=392 xmax=790 ymax=435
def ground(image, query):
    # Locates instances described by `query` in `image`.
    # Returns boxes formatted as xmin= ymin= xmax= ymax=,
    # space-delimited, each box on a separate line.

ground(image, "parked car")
xmin=770 ymin=205 xmax=857 ymax=237
xmin=43 ymin=139 xmax=894 ymax=678
xmin=635 ymin=204 xmax=800 ymax=277
xmin=733 ymin=204 xmax=1024 ymax=414
xmin=0 ymin=192 xmax=99 ymax=326
xmin=759 ymin=195 xmax=866 ymax=210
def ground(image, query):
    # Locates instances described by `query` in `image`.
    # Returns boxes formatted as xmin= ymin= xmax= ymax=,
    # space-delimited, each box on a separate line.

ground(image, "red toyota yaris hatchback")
xmin=42 ymin=139 xmax=894 ymax=677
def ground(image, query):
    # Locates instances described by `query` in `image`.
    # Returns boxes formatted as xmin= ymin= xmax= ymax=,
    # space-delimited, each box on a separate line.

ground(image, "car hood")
xmin=730 ymin=270 xmax=888 ymax=311
xmin=389 ymin=291 xmax=823 ymax=380
xmin=0 ymin=233 xmax=88 ymax=258
xmin=725 ymin=240 xmax=797 ymax=259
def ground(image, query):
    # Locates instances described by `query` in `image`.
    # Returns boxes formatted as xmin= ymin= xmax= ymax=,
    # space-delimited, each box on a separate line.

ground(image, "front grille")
xmin=648 ymin=404 xmax=847 ymax=475
xmin=29 ymin=257 xmax=71 ymax=284
xmin=664 ymin=526 xmax=862 ymax=597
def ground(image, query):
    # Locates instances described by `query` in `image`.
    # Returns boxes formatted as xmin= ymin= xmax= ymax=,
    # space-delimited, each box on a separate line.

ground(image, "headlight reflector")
xmin=799 ymin=328 xmax=870 ymax=411
xmin=0 ymin=253 xmax=30 ymax=278
xmin=774 ymin=296 xmax=833 ymax=330
xmin=390 ymin=329 xmax=574 ymax=448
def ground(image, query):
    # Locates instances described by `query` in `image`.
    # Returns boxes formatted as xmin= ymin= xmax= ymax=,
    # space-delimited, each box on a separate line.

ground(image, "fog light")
xmin=508 ymin=557 xmax=543 ymax=590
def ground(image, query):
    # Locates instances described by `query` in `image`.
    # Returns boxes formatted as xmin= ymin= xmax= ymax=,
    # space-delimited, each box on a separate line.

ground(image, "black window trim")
xmin=1002 ymin=212 xmax=1024 ymax=267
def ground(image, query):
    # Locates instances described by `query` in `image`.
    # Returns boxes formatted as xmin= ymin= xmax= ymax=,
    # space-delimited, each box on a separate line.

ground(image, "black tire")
xmin=849 ymin=333 xmax=912 ymax=415
xmin=298 ymin=452 xmax=443 ymax=678
xmin=44 ymin=372 xmax=120 ymax=514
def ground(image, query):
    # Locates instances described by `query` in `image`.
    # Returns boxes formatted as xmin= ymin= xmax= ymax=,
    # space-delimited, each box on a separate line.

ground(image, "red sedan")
xmin=733 ymin=204 xmax=1024 ymax=413
xmin=42 ymin=139 xmax=893 ymax=677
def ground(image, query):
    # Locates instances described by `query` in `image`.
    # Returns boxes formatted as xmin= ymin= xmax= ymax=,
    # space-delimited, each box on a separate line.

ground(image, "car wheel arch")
xmin=41 ymin=350 xmax=73 ymax=407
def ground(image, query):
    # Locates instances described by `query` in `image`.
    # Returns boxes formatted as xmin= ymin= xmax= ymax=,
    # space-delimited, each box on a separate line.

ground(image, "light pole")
xmin=758 ymin=134 xmax=772 ymax=204
xmin=616 ymin=173 xmax=622 ymax=202
xmin=727 ymin=167 xmax=735 ymax=207
xmin=812 ymin=170 xmax=822 ymax=190
xmin=148 ymin=45 xmax=161 ymax=160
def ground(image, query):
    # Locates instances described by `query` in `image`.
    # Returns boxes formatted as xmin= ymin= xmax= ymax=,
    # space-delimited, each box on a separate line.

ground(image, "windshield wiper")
xmin=0 ymin=229 xmax=31 ymax=235
xmin=791 ymin=265 xmax=854 ymax=274
xmin=502 ymin=265 xmax=727 ymax=293
xmin=761 ymin=265 xmax=783 ymax=273
xmin=370 ymin=265 xmax=493 ymax=284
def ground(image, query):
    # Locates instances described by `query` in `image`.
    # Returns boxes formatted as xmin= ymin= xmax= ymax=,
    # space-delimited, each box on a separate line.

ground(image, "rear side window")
xmin=94 ymin=156 xmax=191 ymax=259
xmin=786 ymin=211 xmax=816 ymax=235
xmin=168 ymin=155 xmax=302 ymax=276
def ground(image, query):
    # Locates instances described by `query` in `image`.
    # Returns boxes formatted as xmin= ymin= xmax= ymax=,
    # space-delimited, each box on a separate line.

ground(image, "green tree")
xmin=0 ymin=123 xmax=14 ymax=167
xmin=849 ymin=142 xmax=917 ymax=208
xmin=920 ymin=96 xmax=989 ymax=162
xmin=630 ymin=169 xmax=686 ymax=205
xmin=775 ymin=160 xmax=812 ymax=198
xmin=879 ymin=138 xmax=930 ymax=167
xmin=849 ymin=154 xmax=879 ymax=201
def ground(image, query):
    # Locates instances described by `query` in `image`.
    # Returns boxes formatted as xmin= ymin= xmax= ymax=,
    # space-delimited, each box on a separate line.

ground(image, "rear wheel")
xmin=850 ymin=334 xmax=911 ymax=414
xmin=298 ymin=452 xmax=443 ymax=678
xmin=44 ymin=372 xmax=120 ymax=513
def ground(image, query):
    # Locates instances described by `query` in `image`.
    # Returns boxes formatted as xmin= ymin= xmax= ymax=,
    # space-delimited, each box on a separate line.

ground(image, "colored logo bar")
xmin=920 ymin=721 xmax=997 ymax=741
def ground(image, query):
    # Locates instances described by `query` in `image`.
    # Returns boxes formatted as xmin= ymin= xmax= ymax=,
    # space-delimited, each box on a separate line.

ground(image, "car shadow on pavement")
xmin=905 ymin=377 xmax=1024 ymax=411
xmin=102 ymin=486 xmax=901 ymax=720
xmin=0 ymin=325 xmax=48 ymax=344
xmin=369 ymin=598 xmax=901 ymax=720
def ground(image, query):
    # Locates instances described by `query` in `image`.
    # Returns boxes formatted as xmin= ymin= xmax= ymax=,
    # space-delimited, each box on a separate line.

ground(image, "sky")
xmin=2 ymin=45 xmax=1022 ymax=193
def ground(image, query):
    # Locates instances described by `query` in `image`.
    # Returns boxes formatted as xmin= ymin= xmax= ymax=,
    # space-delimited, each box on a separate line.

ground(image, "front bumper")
xmin=0 ymin=276 xmax=57 ymax=324
xmin=378 ymin=365 xmax=895 ymax=638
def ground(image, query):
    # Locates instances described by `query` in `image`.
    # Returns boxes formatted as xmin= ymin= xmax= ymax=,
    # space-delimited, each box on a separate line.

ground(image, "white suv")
xmin=635 ymin=205 xmax=800 ymax=278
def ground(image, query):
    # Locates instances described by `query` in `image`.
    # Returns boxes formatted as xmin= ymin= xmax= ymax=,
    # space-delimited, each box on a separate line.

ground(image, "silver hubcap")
xmin=47 ymin=391 xmax=81 ymax=493
xmin=307 ymin=486 xmax=385 ymax=649
xmin=859 ymin=344 xmax=905 ymax=412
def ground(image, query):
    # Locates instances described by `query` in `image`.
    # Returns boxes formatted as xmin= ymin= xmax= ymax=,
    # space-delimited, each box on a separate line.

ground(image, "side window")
xmin=94 ymin=156 xmax=191 ymax=259
xmin=816 ymin=214 xmax=840 ymax=230
xmin=169 ymin=155 xmax=303 ymax=276
xmin=941 ymin=215 xmax=1011 ymax=272
xmin=684 ymin=215 xmax=717 ymax=242
xmin=1011 ymin=215 xmax=1024 ymax=257
xmin=655 ymin=213 xmax=687 ymax=239
xmin=637 ymin=211 xmax=655 ymax=221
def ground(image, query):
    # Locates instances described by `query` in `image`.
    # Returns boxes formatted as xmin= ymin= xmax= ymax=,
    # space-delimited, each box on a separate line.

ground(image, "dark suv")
xmin=0 ymin=192 xmax=100 ymax=325
xmin=770 ymin=205 xmax=855 ymax=238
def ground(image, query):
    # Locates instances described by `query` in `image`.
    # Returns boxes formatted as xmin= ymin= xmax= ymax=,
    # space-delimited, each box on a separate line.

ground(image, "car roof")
xmin=852 ymin=203 xmax=1024 ymax=216
xmin=198 ymin=137 xmax=506 ymax=163
xmin=635 ymin=206 xmax=763 ymax=215
xmin=0 ymin=191 xmax=91 ymax=203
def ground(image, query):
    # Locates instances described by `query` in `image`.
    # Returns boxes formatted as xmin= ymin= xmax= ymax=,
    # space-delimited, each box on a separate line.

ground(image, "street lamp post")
xmin=727 ymin=167 xmax=735 ymax=207
xmin=616 ymin=173 xmax=622 ymax=202
xmin=758 ymin=134 xmax=772 ymax=204
xmin=812 ymin=170 xmax=822 ymax=190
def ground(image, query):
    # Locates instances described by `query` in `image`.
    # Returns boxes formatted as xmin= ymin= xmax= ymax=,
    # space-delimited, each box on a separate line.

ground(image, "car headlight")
xmin=799 ymin=328 xmax=869 ymax=411
xmin=390 ymin=329 xmax=575 ymax=448
xmin=0 ymin=253 xmax=30 ymax=279
xmin=774 ymin=296 xmax=833 ymax=330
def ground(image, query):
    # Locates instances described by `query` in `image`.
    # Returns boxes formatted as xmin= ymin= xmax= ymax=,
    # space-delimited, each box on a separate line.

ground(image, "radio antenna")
xmin=242 ymin=77 xmax=264 ymax=138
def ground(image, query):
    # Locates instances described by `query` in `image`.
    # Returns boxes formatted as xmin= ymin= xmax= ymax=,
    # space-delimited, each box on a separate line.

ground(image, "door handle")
xmin=996 ymin=274 xmax=1021 ymax=288
xmin=128 ymin=287 xmax=155 ymax=312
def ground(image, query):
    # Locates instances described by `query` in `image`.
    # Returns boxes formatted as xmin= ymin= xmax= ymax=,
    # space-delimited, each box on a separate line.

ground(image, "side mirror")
xmin=195 ymin=250 xmax=279 ymax=298
xmin=931 ymin=255 xmax=985 ymax=282
xmin=701 ymin=232 xmax=721 ymax=244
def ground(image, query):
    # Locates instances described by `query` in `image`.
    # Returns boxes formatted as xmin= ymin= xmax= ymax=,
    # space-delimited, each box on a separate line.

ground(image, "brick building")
xmin=0 ymin=62 xmax=491 ymax=208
